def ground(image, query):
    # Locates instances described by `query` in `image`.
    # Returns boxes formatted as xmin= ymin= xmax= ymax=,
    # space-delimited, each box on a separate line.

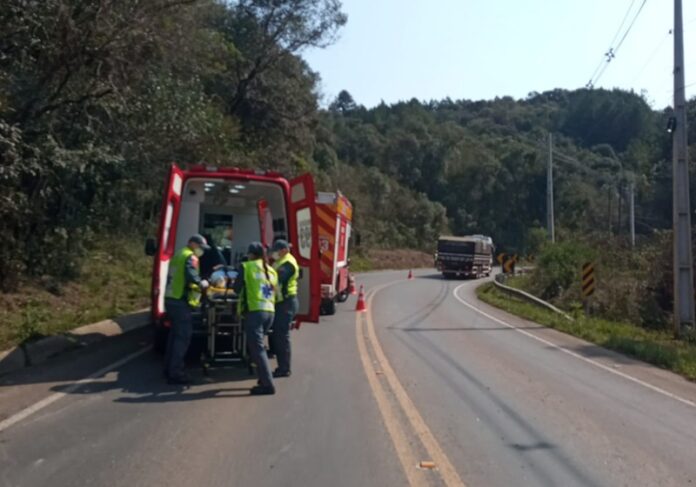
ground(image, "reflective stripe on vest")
xmin=273 ymin=252 xmax=299 ymax=301
xmin=238 ymin=259 xmax=278 ymax=314
xmin=165 ymin=247 xmax=201 ymax=307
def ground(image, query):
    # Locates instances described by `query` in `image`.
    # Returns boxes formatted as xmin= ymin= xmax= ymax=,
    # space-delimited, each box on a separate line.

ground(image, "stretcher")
xmin=200 ymin=285 xmax=254 ymax=375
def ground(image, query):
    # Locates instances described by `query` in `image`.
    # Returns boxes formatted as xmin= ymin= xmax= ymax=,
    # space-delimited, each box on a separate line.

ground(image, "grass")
xmin=476 ymin=282 xmax=696 ymax=381
xmin=0 ymin=238 xmax=151 ymax=350
xmin=349 ymin=254 xmax=374 ymax=272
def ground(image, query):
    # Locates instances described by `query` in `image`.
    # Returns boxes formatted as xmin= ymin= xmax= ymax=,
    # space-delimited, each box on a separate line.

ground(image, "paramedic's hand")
xmin=199 ymin=279 xmax=210 ymax=290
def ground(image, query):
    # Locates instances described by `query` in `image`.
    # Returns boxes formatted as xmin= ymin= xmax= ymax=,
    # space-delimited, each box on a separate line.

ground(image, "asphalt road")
xmin=1 ymin=269 xmax=696 ymax=487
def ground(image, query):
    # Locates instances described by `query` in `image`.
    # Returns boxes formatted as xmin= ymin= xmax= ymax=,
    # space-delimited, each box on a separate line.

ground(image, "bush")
xmin=529 ymin=241 xmax=594 ymax=300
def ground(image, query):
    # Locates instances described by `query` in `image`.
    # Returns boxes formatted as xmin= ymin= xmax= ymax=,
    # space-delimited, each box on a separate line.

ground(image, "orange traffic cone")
xmin=408 ymin=269 xmax=414 ymax=280
xmin=355 ymin=285 xmax=367 ymax=312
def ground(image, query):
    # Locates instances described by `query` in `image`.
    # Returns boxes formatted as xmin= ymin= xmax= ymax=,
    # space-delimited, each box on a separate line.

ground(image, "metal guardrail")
xmin=493 ymin=274 xmax=574 ymax=322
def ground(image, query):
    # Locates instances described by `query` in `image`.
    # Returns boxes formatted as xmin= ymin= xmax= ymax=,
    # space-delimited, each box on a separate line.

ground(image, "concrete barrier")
xmin=0 ymin=308 xmax=149 ymax=376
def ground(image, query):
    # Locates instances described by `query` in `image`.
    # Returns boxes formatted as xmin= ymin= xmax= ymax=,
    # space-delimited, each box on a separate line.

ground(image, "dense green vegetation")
xmin=3 ymin=1 xmax=696 ymax=342
xmin=1 ymin=0 xmax=348 ymax=292
xmin=319 ymin=88 xmax=688 ymax=254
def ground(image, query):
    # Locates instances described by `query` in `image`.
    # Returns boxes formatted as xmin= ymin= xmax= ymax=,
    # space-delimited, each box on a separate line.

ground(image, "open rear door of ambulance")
xmin=152 ymin=164 xmax=184 ymax=325
xmin=290 ymin=174 xmax=321 ymax=323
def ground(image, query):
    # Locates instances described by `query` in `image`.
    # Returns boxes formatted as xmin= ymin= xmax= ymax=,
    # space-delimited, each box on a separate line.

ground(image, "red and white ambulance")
xmin=145 ymin=164 xmax=321 ymax=351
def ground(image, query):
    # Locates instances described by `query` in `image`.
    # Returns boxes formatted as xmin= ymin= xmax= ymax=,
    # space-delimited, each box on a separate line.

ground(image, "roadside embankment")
xmin=350 ymin=249 xmax=433 ymax=272
xmin=477 ymin=281 xmax=696 ymax=381
xmin=0 ymin=238 xmax=150 ymax=353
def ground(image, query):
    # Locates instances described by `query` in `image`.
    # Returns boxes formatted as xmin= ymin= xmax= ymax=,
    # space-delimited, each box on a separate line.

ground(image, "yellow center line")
xmin=355 ymin=311 xmax=425 ymax=487
xmin=358 ymin=281 xmax=467 ymax=487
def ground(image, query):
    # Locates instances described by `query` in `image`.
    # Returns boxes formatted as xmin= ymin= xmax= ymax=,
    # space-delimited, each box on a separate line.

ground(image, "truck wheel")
xmin=153 ymin=325 xmax=169 ymax=354
xmin=337 ymin=290 xmax=350 ymax=303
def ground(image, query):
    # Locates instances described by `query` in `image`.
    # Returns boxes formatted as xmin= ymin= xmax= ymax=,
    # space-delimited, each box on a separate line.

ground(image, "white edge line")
xmin=453 ymin=284 xmax=696 ymax=409
xmin=0 ymin=345 xmax=152 ymax=433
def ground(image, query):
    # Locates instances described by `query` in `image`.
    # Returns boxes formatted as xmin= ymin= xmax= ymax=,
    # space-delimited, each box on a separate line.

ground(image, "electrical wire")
xmin=586 ymin=0 xmax=649 ymax=89
xmin=512 ymin=133 xmax=607 ymax=180
xmin=631 ymin=29 xmax=672 ymax=85
xmin=613 ymin=0 xmax=648 ymax=55
xmin=610 ymin=0 xmax=638 ymax=48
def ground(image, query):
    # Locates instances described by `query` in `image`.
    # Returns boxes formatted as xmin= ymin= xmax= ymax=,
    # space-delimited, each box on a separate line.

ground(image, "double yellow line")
xmin=355 ymin=282 xmax=466 ymax=487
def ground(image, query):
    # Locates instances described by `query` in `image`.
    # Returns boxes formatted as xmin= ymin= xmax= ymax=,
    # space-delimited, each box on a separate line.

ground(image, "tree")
xmin=330 ymin=90 xmax=358 ymax=114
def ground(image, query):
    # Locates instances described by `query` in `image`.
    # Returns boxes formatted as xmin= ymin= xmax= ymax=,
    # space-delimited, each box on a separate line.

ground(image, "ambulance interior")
xmin=173 ymin=178 xmax=287 ymax=278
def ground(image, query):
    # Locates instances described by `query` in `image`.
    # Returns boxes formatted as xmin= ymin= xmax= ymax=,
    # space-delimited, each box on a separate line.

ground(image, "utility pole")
xmin=607 ymin=188 xmax=613 ymax=236
xmin=672 ymin=0 xmax=695 ymax=336
xmin=629 ymin=180 xmax=636 ymax=248
xmin=618 ymin=180 xmax=623 ymax=235
xmin=547 ymin=133 xmax=555 ymax=242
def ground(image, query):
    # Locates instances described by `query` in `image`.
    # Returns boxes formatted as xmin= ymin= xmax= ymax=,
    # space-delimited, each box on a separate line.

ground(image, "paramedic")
xmin=233 ymin=242 xmax=278 ymax=395
xmin=200 ymin=233 xmax=226 ymax=278
xmin=164 ymin=234 xmax=210 ymax=385
xmin=270 ymin=239 xmax=298 ymax=378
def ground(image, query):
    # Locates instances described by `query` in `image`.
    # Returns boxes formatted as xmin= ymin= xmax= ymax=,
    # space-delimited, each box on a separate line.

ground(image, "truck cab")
xmin=146 ymin=164 xmax=321 ymax=350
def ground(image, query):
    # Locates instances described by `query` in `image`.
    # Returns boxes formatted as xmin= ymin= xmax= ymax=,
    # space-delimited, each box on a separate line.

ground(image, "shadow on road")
xmin=47 ymin=356 xmax=257 ymax=404
xmin=0 ymin=328 xmax=153 ymax=388
xmin=417 ymin=274 xmax=448 ymax=280
xmin=417 ymin=274 xmax=490 ymax=281
xmin=0 ymin=324 xmax=265 ymax=408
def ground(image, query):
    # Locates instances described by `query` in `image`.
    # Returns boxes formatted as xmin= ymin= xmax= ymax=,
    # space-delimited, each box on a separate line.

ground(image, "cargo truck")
xmin=435 ymin=235 xmax=493 ymax=279
xmin=316 ymin=191 xmax=355 ymax=315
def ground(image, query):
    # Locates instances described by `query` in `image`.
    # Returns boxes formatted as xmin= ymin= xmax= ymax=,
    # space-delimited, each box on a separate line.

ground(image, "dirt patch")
xmin=363 ymin=249 xmax=433 ymax=271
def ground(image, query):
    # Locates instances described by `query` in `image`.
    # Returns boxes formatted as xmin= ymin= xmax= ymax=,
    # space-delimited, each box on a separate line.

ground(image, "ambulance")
xmin=145 ymin=164 xmax=321 ymax=351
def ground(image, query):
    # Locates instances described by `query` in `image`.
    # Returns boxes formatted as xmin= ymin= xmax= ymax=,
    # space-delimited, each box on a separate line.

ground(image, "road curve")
xmin=1 ymin=269 xmax=695 ymax=487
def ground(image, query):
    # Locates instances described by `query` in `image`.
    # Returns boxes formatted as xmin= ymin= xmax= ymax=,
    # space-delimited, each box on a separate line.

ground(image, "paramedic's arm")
xmin=232 ymin=266 xmax=245 ymax=295
xmin=185 ymin=255 xmax=203 ymax=286
xmin=212 ymin=246 xmax=226 ymax=269
xmin=276 ymin=262 xmax=295 ymax=287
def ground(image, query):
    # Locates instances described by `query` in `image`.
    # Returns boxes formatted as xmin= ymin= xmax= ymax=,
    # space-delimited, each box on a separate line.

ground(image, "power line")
xmin=588 ymin=0 xmax=639 ymax=88
xmin=609 ymin=0 xmax=638 ymax=47
xmin=586 ymin=0 xmax=649 ymax=89
xmin=613 ymin=0 xmax=648 ymax=54
xmin=512 ymin=133 xmax=606 ymax=179
xmin=631 ymin=29 xmax=672 ymax=84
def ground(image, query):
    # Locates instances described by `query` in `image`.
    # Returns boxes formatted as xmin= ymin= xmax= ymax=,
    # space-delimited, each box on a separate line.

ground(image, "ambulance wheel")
xmin=321 ymin=299 xmax=336 ymax=316
xmin=153 ymin=325 xmax=169 ymax=354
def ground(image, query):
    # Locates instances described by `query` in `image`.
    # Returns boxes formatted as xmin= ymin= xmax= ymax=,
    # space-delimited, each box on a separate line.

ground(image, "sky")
xmin=303 ymin=0 xmax=696 ymax=109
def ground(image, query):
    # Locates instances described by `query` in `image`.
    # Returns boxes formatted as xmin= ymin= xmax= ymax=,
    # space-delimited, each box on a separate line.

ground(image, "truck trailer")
xmin=145 ymin=164 xmax=322 ymax=353
xmin=435 ymin=235 xmax=493 ymax=279
xmin=316 ymin=191 xmax=355 ymax=315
